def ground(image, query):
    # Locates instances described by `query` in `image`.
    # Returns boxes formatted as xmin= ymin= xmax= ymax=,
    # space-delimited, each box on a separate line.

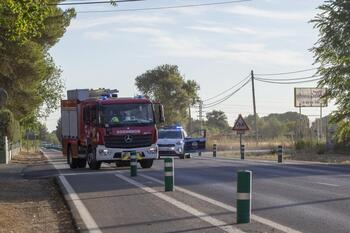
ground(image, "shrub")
xmin=0 ymin=109 xmax=20 ymax=142
xmin=316 ymin=143 xmax=326 ymax=154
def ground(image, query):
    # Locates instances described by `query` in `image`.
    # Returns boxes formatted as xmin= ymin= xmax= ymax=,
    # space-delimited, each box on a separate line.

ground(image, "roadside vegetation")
xmin=0 ymin=0 xmax=75 ymax=148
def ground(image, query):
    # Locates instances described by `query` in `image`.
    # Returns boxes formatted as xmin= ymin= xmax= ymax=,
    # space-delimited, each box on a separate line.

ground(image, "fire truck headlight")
xmin=148 ymin=146 xmax=157 ymax=154
xmin=99 ymin=149 xmax=110 ymax=155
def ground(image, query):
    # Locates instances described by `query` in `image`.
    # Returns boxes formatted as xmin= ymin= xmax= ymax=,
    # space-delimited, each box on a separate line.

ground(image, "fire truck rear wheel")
xmin=67 ymin=146 xmax=78 ymax=169
xmin=140 ymin=159 xmax=153 ymax=169
xmin=87 ymin=148 xmax=101 ymax=170
xmin=78 ymin=158 xmax=87 ymax=168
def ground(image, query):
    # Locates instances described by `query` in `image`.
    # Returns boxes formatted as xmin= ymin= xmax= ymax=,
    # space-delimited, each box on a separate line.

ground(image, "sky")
xmin=46 ymin=0 xmax=334 ymax=132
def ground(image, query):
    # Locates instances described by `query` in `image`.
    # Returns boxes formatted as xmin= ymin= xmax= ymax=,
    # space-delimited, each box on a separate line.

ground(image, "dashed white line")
xmin=140 ymin=173 xmax=302 ymax=233
xmin=315 ymin=182 xmax=340 ymax=187
xmin=115 ymin=173 xmax=244 ymax=233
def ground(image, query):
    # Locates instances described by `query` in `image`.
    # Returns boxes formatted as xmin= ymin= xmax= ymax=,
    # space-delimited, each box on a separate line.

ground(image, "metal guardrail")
xmin=42 ymin=144 xmax=62 ymax=151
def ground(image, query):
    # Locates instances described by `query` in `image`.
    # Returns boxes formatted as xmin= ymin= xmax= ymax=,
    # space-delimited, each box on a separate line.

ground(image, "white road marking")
xmin=140 ymin=174 xmax=302 ymax=233
xmin=42 ymin=150 xmax=102 ymax=233
xmin=236 ymin=193 xmax=251 ymax=200
xmin=59 ymin=176 xmax=102 ymax=233
xmin=63 ymin=170 xmax=120 ymax=176
xmin=115 ymin=173 xmax=244 ymax=233
xmin=194 ymin=156 xmax=272 ymax=166
xmin=315 ymin=182 xmax=340 ymax=187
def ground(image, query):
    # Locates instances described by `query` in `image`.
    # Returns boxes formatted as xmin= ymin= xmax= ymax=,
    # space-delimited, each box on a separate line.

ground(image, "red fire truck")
xmin=61 ymin=89 xmax=164 ymax=170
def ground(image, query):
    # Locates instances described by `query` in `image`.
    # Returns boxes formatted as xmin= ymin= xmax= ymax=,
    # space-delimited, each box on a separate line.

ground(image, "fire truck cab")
xmin=61 ymin=89 xmax=164 ymax=170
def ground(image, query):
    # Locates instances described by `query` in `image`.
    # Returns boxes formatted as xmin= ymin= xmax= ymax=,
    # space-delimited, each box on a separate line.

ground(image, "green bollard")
xmin=277 ymin=145 xmax=283 ymax=163
xmin=130 ymin=151 xmax=137 ymax=177
xmin=164 ymin=157 xmax=174 ymax=192
xmin=240 ymin=144 xmax=245 ymax=160
xmin=236 ymin=170 xmax=252 ymax=224
xmin=213 ymin=144 xmax=217 ymax=157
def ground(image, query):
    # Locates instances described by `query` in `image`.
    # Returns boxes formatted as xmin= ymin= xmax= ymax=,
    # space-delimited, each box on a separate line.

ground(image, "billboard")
xmin=294 ymin=88 xmax=327 ymax=107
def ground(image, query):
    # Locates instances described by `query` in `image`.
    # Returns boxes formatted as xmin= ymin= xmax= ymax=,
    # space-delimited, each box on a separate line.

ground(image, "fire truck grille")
xmin=104 ymin=134 xmax=153 ymax=148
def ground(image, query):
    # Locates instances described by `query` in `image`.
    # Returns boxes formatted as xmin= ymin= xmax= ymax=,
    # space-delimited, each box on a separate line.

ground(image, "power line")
xmin=76 ymin=0 xmax=252 ymax=13
xmin=202 ymin=76 xmax=251 ymax=107
xmin=255 ymin=67 xmax=318 ymax=76
xmin=202 ymin=74 xmax=250 ymax=102
xmin=52 ymin=0 xmax=144 ymax=6
xmin=203 ymin=78 xmax=251 ymax=109
xmin=255 ymin=76 xmax=322 ymax=84
xmin=255 ymin=74 xmax=320 ymax=82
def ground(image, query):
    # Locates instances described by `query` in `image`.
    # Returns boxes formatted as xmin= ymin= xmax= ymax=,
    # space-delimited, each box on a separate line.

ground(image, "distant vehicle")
xmin=157 ymin=125 xmax=188 ymax=159
xmin=157 ymin=125 xmax=206 ymax=159
xmin=61 ymin=89 xmax=165 ymax=170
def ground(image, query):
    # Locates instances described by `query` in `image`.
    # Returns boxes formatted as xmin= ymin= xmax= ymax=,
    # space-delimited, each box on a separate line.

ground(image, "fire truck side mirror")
xmin=154 ymin=103 xmax=165 ymax=124
xmin=159 ymin=104 xmax=165 ymax=123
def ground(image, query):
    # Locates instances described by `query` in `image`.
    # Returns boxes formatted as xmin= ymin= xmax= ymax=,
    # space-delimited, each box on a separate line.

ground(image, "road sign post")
xmin=237 ymin=170 xmax=252 ymax=224
xmin=240 ymin=143 xmax=245 ymax=160
xmin=164 ymin=157 xmax=174 ymax=191
xmin=130 ymin=151 xmax=137 ymax=177
xmin=233 ymin=114 xmax=249 ymax=160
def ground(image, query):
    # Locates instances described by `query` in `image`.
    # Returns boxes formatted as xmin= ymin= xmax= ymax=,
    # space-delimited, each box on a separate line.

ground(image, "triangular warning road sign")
xmin=232 ymin=114 xmax=249 ymax=131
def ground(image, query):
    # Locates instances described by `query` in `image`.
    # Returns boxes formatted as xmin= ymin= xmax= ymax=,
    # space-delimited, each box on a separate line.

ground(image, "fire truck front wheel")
xmin=140 ymin=159 xmax=153 ymax=169
xmin=78 ymin=158 xmax=87 ymax=168
xmin=87 ymin=148 xmax=101 ymax=170
xmin=67 ymin=146 xmax=78 ymax=169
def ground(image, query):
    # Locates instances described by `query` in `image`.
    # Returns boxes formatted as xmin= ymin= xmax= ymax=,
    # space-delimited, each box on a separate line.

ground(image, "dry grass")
xmin=11 ymin=151 xmax=49 ymax=165
xmin=207 ymin=137 xmax=292 ymax=151
xmin=289 ymin=152 xmax=350 ymax=164
xmin=0 ymin=152 xmax=76 ymax=233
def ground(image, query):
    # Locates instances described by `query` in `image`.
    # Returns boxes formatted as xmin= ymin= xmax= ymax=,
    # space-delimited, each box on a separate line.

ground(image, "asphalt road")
xmin=27 ymin=149 xmax=350 ymax=233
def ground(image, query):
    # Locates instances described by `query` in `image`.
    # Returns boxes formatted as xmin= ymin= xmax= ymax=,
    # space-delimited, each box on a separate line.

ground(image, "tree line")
xmin=0 ymin=1 xmax=74 ymax=142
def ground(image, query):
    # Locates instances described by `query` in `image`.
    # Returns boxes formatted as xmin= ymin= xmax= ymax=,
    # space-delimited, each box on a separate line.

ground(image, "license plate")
xmin=121 ymin=152 xmax=143 ymax=160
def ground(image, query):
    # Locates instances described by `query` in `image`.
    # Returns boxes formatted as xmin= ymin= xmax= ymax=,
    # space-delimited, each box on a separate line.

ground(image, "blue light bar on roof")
xmin=162 ymin=124 xmax=183 ymax=130
xmin=100 ymin=94 xmax=110 ymax=100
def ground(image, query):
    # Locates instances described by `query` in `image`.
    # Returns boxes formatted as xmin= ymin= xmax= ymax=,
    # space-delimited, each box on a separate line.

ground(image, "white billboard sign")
xmin=294 ymin=88 xmax=327 ymax=107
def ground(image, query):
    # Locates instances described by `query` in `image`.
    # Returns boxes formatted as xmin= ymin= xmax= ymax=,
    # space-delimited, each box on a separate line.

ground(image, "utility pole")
xmin=320 ymin=104 xmax=323 ymax=142
xmin=198 ymin=100 xmax=203 ymax=156
xmin=251 ymin=70 xmax=258 ymax=144
xmin=188 ymin=105 xmax=192 ymax=134
xmin=198 ymin=100 xmax=203 ymax=132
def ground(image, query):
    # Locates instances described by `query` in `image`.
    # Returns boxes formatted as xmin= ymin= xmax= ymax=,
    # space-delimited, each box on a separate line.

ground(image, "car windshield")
xmin=101 ymin=103 xmax=154 ymax=126
xmin=158 ymin=130 xmax=182 ymax=139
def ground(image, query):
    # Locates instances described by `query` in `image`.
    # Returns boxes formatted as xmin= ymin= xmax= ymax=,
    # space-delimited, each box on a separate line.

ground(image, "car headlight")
xmin=177 ymin=147 xmax=183 ymax=153
xmin=176 ymin=140 xmax=184 ymax=145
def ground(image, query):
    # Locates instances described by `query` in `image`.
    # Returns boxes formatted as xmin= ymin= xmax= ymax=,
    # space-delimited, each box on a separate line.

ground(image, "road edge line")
xmin=115 ymin=173 xmax=244 ymax=233
xmin=140 ymin=173 xmax=302 ymax=233
xmin=41 ymin=149 xmax=102 ymax=233
xmin=58 ymin=175 xmax=102 ymax=233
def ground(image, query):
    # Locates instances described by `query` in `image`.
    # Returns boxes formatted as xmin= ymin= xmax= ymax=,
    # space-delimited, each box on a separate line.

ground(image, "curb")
xmin=53 ymin=177 xmax=80 ymax=232
xmin=41 ymin=149 xmax=85 ymax=232
xmin=55 ymin=176 xmax=84 ymax=232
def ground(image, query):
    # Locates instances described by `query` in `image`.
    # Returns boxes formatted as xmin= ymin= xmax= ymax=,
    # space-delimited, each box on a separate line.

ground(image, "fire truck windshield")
xmin=101 ymin=103 xmax=154 ymax=126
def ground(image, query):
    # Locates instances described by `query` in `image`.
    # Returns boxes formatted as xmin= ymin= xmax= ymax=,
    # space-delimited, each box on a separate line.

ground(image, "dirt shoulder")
xmin=0 ymin=151 xmax=76 ymax=233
